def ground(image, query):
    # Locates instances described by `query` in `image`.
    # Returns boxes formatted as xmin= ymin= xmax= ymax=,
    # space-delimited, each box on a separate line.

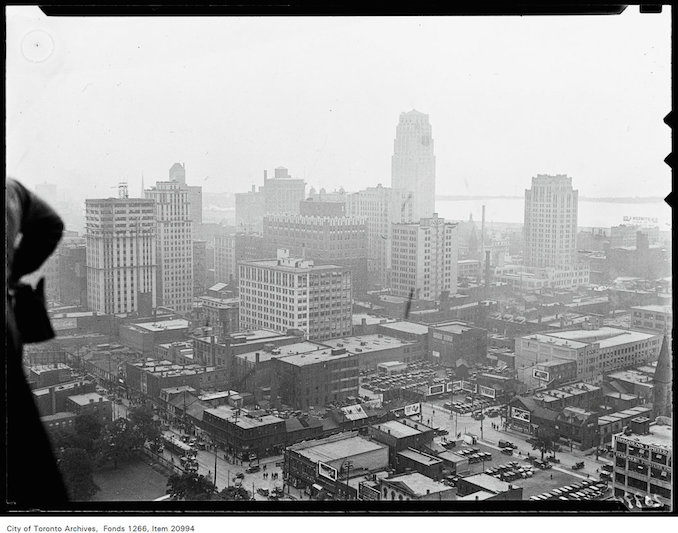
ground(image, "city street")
xmin=419 ymin=401 xmax=611 ymax=480
xmin=160 ymin=427 xmax=307 ymax=501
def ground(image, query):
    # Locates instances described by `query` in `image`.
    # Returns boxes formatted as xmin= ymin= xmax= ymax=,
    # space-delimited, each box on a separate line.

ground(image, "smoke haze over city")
xmin=6 ymin=7 xmax=671 ymax=202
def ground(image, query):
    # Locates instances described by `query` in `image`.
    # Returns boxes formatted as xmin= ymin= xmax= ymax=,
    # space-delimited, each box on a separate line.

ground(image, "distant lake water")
xmin=436 ymin=197 xmax=671 ymax=230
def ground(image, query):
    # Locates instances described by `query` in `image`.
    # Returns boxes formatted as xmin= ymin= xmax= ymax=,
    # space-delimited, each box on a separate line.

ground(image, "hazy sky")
xmin=6 ymin=6 xmax=671 ymax=200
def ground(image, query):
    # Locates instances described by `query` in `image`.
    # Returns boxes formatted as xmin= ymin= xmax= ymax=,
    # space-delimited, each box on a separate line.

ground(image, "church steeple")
xmin=652 ymin=335 xmax=672 ymax=418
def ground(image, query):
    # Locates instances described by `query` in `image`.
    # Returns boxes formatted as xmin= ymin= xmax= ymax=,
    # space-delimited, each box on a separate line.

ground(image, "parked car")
xmin=572 ymin=461 xmax=585 ymax=471
xmin=547 ymin=456 xmax=560 ymax=463
xmin=257 ymin=488 xmax=269 ymax=496
xmin=235 ymin=472 xmax=245 ymax=479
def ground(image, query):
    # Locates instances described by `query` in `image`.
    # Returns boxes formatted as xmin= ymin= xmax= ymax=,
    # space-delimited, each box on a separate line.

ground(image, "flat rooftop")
xmin=352 ymin=314 xmax=396 ymax=326
xmin=197 ymin=296 xmax=239 ymax=307
xmin=235 ymin=341 xmax=326 ymax=364
xmin=295 ymin=435 xmax=386 ymax=464
xmin=397 ymin=449 xmax=442 ymax=466
xmin=461 ymin=473 xmax=513 ymax=494
xmin=547 ymin=327 xmax=658 ymax=348
xmin=458 ymin=490 xmax=495 ymax=501
xmin=241 ymin=258 xmax=344 ymax=272
xmin=520 ymin=333 xmax=587 ymax=350
xmin=607 ymin=370 xmax=654 ymax=385
xmin=68 ymin=392 xmax=107 ymax=406
xmin=617 ymin=424 xmax=672 ymax=449
xmin=204 ymin=407 xmax=284 ymax=429
xmin=373 ymin=420 xmax=422 ymax=439
xmin=277 ymin=348 xmax=355 ymax=367
xmin=536 ymin=359 xmax=576 ymax=368
xmin=378 ymin=321 xmax=430 ymax=336
xmin=437 ymin=450 xmax=468 ymax=463
xmin=131 ymin=319 xmax=189 ymax=332
xmin=384 ymin=472 xmax=450 ymax=496
xmin=227 ymin=329 xmax=301 ymax=346
xmin=432 ymin=322 xmax=474 ymax=334
xmin=322 ymin=334 xmax=413 ymax=355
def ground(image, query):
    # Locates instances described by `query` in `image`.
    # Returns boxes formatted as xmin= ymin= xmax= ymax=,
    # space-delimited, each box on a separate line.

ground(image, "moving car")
xmin=246 ymin=465 xmax=261 ymax=474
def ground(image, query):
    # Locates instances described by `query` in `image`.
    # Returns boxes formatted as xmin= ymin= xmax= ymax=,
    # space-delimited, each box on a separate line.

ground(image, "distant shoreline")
xmin=435 ymin=195 xmax=665 ymax=204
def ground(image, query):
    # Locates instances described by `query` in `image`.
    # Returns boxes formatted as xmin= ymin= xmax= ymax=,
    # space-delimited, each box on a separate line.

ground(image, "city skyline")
xmin=5 ymin=6 xmax=672 ymax=513
xmin=7 ymin=7 xmax=671 ymax=201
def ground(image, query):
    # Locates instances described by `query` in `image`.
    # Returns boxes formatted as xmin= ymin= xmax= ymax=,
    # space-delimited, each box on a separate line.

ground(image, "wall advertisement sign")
xmin=478 ymin=385 xmax=496 ymax=399
xmin=404 ymin=403 xmax=421 ymax=416
xmin=318 ymin=461 xmax=338 ymax=482
xmin=428 ymin=384 xmax=445 ymax=396
xmin=532 ymin=369 xmax=550 ymax=381
xmin=511 ymin=407 xmax=531 ymax=423
xmin=461 ymin=381 xmax=477 ymax=393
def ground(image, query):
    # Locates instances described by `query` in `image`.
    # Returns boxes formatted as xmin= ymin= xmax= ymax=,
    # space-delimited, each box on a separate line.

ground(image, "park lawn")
xmin=92 ymin=458 xmax=168 ymax=501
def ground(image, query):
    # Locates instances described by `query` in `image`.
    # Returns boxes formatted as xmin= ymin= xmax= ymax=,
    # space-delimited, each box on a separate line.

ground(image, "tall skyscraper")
xmin=85 ymin=193 xmax=157 ymax=314
xmin=391 ymin=110 xmax=436 ymax=221
xmin=168 ymin=162 xmax=202 ymax=236
xmin=239 ymin=250 xmax=352 ymax=341
xmin=390 ymin=214 xmax=458 ymax=301
xmin=524 ymin=174 xmax=578 ymax=269
xmin=263 ymin=167 xmax=306 ymax=216
xmin=346 ymin=184 xmax=414 ymax=287
xmin=145 ymin=180 xmax=193 ymax=314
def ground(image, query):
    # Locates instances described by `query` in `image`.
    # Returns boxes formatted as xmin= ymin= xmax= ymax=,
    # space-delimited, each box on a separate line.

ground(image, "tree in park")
xmin=218 ymin=486 xmax=251 ymax=501
xmin=58 ymin=448 xmax=100 ymax=501
xmin=128 ymin=404 xmax=161 ymax=444
xmin=96 ymin=417 xmax=145 ymax=469
xmin=166 ymin=472 xmax=216 ymax=501
xmin=74 ymin=413 xmax=103 ymax=452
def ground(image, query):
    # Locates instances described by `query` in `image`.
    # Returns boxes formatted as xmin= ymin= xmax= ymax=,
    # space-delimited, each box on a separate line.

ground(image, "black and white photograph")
xmin=4 ymin=3 xmax=673 ymax=521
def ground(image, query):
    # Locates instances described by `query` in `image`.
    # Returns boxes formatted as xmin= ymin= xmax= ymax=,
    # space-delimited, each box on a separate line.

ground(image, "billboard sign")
xmin=511 ymin=407 xmax=531 ymax=423
xmin=404 ymin=403 xmax=421 ymax=417
xmin=428 ymin=384 xmax=445 ymax=396
xmin=318 ymin=461 xmax=338 ymax=482
xmin=461 ymin=381 xmax=477 ymax=393
xmin=532 ymin=369 xmax=550 ymax=382
xmin=479 ymin=385 xmax=496 ymax=399
xmin=446 ymin=381 xmax=463 ymax=393
xmin=358 ymin=482 xmax=381 ymax=501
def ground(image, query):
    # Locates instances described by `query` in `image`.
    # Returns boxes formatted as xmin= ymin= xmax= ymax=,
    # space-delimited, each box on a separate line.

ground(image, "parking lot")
xmin=510 ymin=460 xmax=589 ymax=499
xmin=528 ymin=478 xmax=610 ymax=502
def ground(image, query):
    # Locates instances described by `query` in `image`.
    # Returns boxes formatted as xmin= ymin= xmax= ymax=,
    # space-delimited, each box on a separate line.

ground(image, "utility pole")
xmin=214 ymin=446 xmax=218 ymax=491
